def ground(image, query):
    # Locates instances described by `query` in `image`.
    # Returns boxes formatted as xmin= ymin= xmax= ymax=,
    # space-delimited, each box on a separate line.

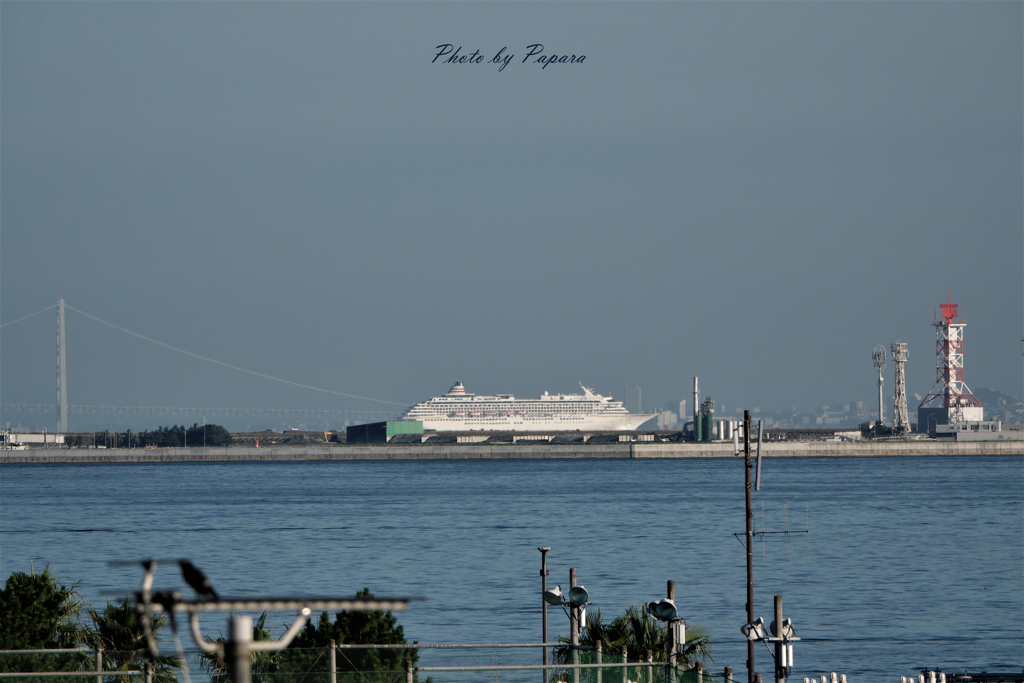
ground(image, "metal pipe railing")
xmin=336 ymin=642 xmax=569 ymax=649
xmin=417 ymin=662 xmax=662 ymax=672
xmin=0 ymin=672 xmax=142 ymax=679
xmin=0 ymin=649 xmax=93 ymax=655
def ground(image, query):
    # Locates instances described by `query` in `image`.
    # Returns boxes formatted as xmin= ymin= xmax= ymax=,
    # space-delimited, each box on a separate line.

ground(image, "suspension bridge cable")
xmin=64 ymin=304 xmax=408 ymax=407
xmin=0 ymin=304 xmax=57 ymax=328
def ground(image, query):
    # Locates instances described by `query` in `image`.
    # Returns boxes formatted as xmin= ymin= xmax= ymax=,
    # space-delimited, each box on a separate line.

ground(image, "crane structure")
xmin=891 ymin=342 xmax=909 ymax=433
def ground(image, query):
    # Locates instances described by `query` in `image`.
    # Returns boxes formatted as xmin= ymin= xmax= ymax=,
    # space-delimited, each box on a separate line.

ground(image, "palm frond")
xmin=553 ymin=606 xmax=713 ymax=669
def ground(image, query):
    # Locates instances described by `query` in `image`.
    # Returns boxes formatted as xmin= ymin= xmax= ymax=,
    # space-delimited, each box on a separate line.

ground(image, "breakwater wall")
xmin=2 ymin=440 xmax=1021 ymax=464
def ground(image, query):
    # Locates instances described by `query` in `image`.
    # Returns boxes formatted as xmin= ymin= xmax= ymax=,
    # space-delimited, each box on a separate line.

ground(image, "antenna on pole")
xmin=734 ymin=410 xmax=810 ymax=683
xmin=754 ymin=420 xmax=763 ymax=491
xmin=742 ymin=410 xmax=755 ymax=683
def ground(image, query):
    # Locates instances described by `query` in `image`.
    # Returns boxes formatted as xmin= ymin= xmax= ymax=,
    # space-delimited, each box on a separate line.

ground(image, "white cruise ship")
xmin=398 ymin=382 xmax=655 ymax=432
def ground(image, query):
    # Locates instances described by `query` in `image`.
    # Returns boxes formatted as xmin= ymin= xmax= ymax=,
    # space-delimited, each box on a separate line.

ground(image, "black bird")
xmin=178 ymin=560 xmax=219 ymax=600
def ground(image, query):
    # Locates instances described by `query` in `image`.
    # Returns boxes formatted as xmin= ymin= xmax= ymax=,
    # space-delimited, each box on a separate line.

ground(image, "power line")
xmin=0 ymin=404 xmax=397 ymax=421
xmin=63 ymin=304 xmax=408 ymax=407
xmin=0 ymin=304 xmax=57 ymax=328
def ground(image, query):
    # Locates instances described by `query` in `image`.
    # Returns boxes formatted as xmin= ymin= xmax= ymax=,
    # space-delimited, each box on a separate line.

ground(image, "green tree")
xmin=0 ymin=566 xmax=91 ymax=675
xmin=137 ymin=427 xmax=181 ymax=448
xmin=555 ymin=606 xmax=712 ymax=670
xmin=276 ymin=588 xmax=421 ymax=683
xmin=186 ymin=423 xmax=232 ymax=447
xmin=133 ymin=424 xmax=232 ymax=448
xmin=85 ymin=596 xmax=179 ymax=683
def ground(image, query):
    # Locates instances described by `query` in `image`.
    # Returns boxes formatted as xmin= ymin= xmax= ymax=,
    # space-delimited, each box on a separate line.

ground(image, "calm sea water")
xmin=1 ymin=456 xmax=1021 ymax=681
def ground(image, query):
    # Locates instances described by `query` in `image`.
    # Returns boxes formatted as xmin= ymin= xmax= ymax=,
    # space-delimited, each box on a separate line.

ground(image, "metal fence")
xmin=0 ymin=647 xmax=144 ymax=683
xmin=1 ymin=645 xmax=728 ymax=683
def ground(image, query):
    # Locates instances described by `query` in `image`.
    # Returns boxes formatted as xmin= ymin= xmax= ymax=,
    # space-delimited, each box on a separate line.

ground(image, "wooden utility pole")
xmin=570 ymin=568 xmax=579 ymax=683
xmin=667 ymin=580 xmax=676 ymax=669
xmin=773 ymin=596 xmax=785 ymax=683
xmin=540 ymin=547 xmax=550 ymax=683
xmin=744 ymin=410 xmax=755 ymax=683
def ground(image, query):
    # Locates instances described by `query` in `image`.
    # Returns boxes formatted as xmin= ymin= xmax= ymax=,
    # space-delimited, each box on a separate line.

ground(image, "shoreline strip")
xmin=1 ymin=440 xmax=1022 ymax=464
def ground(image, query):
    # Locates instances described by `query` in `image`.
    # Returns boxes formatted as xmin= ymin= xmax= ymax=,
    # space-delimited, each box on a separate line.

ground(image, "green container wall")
xmin=386 ymin=421 xmax=424 ymax=437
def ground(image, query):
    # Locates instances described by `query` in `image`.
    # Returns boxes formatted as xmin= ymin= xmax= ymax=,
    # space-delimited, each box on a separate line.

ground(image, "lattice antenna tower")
xmin=872 ymin=345 xmax=886 ymax=425
xmin=918 ymin=291 xmax=981 ymax=424
xmin=890 ymin=342 xmax=909 ymax=433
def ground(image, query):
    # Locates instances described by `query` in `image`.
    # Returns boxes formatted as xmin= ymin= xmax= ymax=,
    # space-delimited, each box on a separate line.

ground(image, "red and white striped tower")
xmin=918 ymin=291 xmax=982 ymax=424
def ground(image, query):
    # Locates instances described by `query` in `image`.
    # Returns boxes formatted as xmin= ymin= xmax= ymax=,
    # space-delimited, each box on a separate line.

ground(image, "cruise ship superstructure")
xmin=399 ymin=382 xmax=655 ymax=432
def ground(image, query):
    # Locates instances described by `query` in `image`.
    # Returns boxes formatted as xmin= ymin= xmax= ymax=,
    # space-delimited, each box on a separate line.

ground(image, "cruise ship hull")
xmin=399 ymin=382 xmax=655 ymax=432
xmin=411 ymin=414 xmax=655 ymax=432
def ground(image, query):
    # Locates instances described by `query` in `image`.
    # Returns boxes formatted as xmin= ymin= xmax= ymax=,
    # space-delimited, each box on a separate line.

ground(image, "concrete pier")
xmin=1 ymin=440 xmax=1021 ymax=464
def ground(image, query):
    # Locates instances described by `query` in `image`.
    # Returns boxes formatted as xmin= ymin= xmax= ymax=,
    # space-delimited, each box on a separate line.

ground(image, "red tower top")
xmin=938 ymin=290 xmax=960 ymax=324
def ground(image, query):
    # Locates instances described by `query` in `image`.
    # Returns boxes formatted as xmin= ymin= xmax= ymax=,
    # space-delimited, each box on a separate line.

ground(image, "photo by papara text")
xmin=433 ymin=44 xmax=586 ymax=71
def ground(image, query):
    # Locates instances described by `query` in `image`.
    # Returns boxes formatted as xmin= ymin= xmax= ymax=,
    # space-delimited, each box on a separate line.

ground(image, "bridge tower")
xmin=56 ymin=298 xmax=67 ymax=433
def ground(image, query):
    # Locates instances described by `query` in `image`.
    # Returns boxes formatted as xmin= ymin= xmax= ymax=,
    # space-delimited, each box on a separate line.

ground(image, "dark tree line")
xmin=1 ymin=570 xmax=419 ymax=683
xmin=79 ymin=423 xmax=233 ymax=448
xmin=0 ymin=567 xmax=178 ymax=683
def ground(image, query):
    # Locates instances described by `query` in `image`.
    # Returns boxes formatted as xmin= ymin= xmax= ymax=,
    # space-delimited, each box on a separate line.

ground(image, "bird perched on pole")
xmin=178 ymin=560 xmax=219 ymax=600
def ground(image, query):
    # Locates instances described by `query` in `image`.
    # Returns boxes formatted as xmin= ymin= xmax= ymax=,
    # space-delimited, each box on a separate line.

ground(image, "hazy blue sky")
xmin=2 ymin=1 xmax=1021 ymax=430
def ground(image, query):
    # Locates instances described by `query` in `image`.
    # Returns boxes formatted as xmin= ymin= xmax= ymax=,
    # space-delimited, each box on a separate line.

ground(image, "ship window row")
xmin=439 ymin=407 xmax=594 ymax=412
xmin=431 ymin=404 xmax=600 ymax=409
xmin=435 ymin=402 xmax=599 ymax=406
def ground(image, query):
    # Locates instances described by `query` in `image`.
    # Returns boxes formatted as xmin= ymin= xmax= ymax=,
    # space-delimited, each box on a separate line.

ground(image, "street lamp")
xmin=646 ymin=581 xmax=685 ymax=671
xmin=543 ymin=584 xmax=590 ymax=617
xmin=542 ymin=567 xmax=591 ymax=683
xmin=741 ymin=596 xmax=799 ymax=683
xmin=646 ymin=599 xmax=678 ymax=621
